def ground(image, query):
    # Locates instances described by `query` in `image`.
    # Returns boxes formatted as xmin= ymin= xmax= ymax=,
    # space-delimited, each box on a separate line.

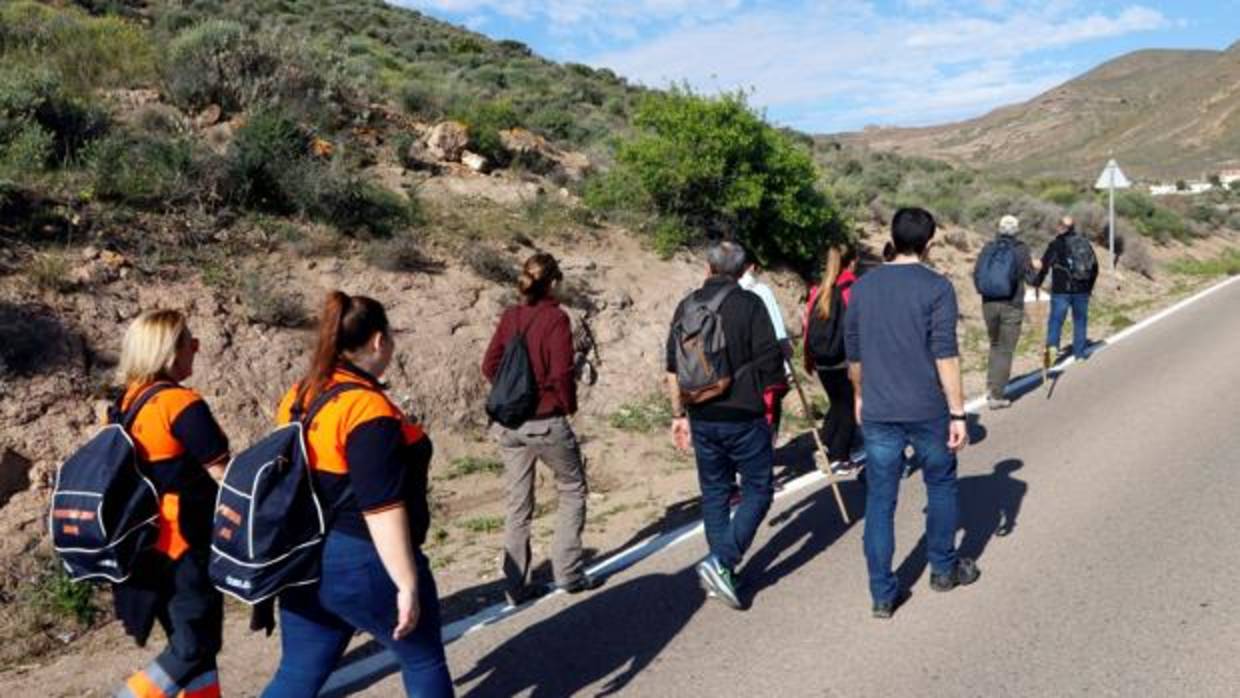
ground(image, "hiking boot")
xmin=696 ymin=557 xmax=742 ymax=609
xmin=987 ymin=397 xmax=1012 ymax=410
xmin=929 ymin=558 xmax=981 ymax=592
xmin=559 ymin=575 xmax=604 ymax=595
xmin=871 ymin=590 xmax=910 ymax=619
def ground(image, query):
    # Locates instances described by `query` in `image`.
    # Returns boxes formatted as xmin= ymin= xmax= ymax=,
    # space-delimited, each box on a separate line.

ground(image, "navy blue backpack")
xmin=209 ymin=383 xmax=365 ymax=604
xmin=50 ymin=384 xmax=171 ymax=583
xmin=974 ymin=236 xmax=1021 ymax=299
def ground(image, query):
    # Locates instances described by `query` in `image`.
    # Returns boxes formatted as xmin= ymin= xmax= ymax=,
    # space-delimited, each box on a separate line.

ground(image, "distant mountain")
xmin=838 ymin=44 xmax=1240 ymax=181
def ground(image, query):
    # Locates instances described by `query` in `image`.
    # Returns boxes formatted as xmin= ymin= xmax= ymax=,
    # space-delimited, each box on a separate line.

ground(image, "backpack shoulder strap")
xmin=297 ymin=383 xmax=373 ymax=428
xmin=118 ymin=382 xmax=176 ymax=429
xmin=705 ymin=283 xmax=738 ymax=312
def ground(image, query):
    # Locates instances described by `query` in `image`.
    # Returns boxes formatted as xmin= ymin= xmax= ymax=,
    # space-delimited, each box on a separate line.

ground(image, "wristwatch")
xmin=949 ymin=413 xmax=968 ymax=422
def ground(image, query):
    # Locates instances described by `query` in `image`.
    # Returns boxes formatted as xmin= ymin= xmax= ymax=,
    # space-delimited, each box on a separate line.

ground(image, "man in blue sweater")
xmin=845 ymin=207 xmax=980 ymax=619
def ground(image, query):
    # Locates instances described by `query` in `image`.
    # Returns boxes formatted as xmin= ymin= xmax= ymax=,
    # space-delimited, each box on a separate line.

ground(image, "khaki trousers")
xmin=491 ymin=416 xmax=587 ymax=589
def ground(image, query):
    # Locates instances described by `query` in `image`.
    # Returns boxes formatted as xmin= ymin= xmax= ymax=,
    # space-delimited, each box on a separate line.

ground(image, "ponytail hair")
xmin=298 ymin=290 xmax=389 ymax=407
xmin=517 ymin=252 xmax=563 ymax=305
xmin=815 ymin=245 xmax=858 ymax=321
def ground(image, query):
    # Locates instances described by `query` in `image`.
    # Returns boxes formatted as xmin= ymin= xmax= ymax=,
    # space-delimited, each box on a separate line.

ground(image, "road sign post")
xmin=1094 ymin=158 xmax=1131 ymax=272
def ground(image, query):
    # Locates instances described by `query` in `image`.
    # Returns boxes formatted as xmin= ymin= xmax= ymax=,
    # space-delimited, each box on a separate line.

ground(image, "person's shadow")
xmin=896 ymin=459 xmax=1027 ymax=589
xmin=454 ymin=569 xmax=704 ymax=697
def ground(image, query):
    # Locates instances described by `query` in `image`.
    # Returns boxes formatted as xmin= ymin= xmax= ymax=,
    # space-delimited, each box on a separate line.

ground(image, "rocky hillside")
xmin=841 ymin=42 xmax=1240 ymax=181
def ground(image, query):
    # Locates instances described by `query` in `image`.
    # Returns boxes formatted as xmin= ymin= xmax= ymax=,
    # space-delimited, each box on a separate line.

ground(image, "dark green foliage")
xmin=89 ymin=133 xmax=195 ymax=207
xmin=364 ymin=233 xmax=440 ymax=272
xmin=226 ymin=109 xmax=306 ymax=212
xmin=603 ymin=88 xmax=846 ymax=266
xmin=450 ymin=99 xmax=521 ymax=164
xmin=0 ymin=65 xmax=108 ymax=168
xmin=1112 ymin=190 xmax=1193 ymax=243
xmin=464 ymin=246 xmax=518 ymax=285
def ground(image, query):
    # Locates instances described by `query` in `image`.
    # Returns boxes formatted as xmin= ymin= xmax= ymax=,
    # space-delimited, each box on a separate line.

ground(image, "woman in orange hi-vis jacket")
xmin=113 ymin=310 xmax=230 ymax=698
xmin=261 ymin=291 xmax=452 ymax=697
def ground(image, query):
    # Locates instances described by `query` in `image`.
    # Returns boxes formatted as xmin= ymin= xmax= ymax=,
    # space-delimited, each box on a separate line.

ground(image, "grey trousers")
xmin=491 ymin=416 xmax=587 ymax=589
xmin=983 ymin=301 xmax=1025 ymax=400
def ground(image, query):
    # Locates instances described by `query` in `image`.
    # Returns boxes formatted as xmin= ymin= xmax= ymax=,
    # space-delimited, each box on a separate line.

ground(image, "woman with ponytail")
xmin=262 ymin=291 xmax=452 ymax=697
xmin=482 ymin=252 xmax=600 ymax=605
xmin=803 ymin=245 xmax=859 ymax=474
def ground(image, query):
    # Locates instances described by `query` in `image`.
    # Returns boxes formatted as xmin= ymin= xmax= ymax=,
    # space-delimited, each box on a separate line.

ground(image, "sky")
xmin=390 ymin=0 xmax=1239 ymax=134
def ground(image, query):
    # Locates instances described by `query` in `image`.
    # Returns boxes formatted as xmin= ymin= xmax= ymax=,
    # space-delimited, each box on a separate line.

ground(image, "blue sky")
xmin=391 ymin=1 xmax=1239 ymax=134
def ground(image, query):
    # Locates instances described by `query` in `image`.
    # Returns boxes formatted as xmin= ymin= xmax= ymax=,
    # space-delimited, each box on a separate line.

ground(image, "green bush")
xmin=608 ymin=88 xmax=846 ymax=266
xmin=445 ymin=456 xmax=504 ymax=479
xmin=304 ymin=171 xmax=416 ymax=238
xmin=0 ymin=121 xmax=53 ymax=179
xmin=0 ymin=64 xmax=107 ymax=166
xmin=240 ymin=270 xmax=307 ymax=327
xmin=0 ymin=2 xmax=153 ymax=92
xmin=1167 ymin=248 xmax=1240 ymax=277
xmin=1039 ymin=183 xmax=1081 ymax=207
xmin=164 ymin=20 xmax=279 ymax=113
xmin=1113 ymin=191 xmax=1192 ymax=243
xmin=451 ymin=98 xmax=521 ymax=164
xmin=89 ymin=133 xmax=195 ymax=208
xmin=226 ymin=108 xmax=306 ymax=212
xmin=609 ymin=395 xmax=674 ymax=433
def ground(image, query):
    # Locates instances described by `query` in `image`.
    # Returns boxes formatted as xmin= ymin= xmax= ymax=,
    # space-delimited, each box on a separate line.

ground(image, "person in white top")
xmin=739 ymin=259 xmax=793 ymax=445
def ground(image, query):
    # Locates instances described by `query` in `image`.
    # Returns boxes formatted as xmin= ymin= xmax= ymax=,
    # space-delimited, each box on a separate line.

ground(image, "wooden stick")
xmin=784 ymin=361 xmax=851 ymax=524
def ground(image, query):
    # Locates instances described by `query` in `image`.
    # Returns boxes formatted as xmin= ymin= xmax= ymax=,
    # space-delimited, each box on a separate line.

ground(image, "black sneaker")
xmin=559 ymin=575 xmax=604 ymax=595
xmin=929 ymin=558 xmax=980 ymax=592
xmin=504 ymin=583 xmax=543 ymax=607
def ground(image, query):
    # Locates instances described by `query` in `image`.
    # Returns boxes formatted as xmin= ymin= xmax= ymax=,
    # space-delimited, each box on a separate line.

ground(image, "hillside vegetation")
xmin=843 ymin=43 xmax=1240 ymax=181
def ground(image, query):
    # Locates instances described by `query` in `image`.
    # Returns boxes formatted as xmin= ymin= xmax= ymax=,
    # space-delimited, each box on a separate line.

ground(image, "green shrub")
xmin=164 ymin=20 xmax=279 ymax=113
xmin=28 ymin=252 xmax=74 ymax=293
xmin=0 ymin=2 xmax=153 ymax=92
xmin=0 ymin=64 xmax=107 ymax=165
xmin=609 ymin=88 xmax=846 ymax=266
xmin=460 ymin=516 xmax=503 ymax=534
xmin=1113 ymin=190 xmax=1193 ymax=243
xmin=0 ymin=121 xmax=53 ymax=179
xmin=226 ymin=108 xmax=305 ymax=212
xmin=34 ymin=563 xmax=99 ymax=625
xmin=464 ymin=246 xmax=518 ymax=285
xmin=298 ymin=168 xmax=416 ymax=237
xmin=451 ymin=98 xmax=521 ymax=164
xmin=609 ymin=395 xmax=674 ymax=433
xmin=445 ymin=456 xmax=504 ymax=479
xmin=364 ymin=233 xmax=438 ymax=272
xmin=1167 ymin=248 xmax=1240 ymax=277
xmin=1039 ymin=183 xmax=1081 ymax=207
xmin=89 ymin=133 xmax=195 ymax=208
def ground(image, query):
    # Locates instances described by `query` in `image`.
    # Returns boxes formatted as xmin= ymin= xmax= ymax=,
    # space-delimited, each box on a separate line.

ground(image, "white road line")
xmin=320 ymin=273 xmax=1240 ymax=696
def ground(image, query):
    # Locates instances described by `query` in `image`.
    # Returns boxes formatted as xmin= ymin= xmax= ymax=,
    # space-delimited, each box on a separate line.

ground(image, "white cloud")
xmin=583 ymin=2 xmax=1169 ymax=131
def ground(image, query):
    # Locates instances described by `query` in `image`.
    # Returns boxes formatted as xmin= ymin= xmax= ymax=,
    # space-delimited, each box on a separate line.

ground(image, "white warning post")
xmin=1094 ymin=158 xmax=1131 ymax=271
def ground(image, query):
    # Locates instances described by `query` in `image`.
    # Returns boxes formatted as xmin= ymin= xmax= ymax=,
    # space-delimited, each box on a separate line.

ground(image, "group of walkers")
xmin=59 ymin=204 xmax=1103 ymax=696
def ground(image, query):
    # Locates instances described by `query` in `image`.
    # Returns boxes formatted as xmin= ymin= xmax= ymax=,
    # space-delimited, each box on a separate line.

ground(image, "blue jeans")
xmin=690 ymin=418 xmax=774 ymax=570
xmin=262 ymin=532 xmax=453 ymax=698
xmin=1047 ymin=292 xmax=1090 ymax=358
xmin=862 ymin=417 xmax=959 ymax=604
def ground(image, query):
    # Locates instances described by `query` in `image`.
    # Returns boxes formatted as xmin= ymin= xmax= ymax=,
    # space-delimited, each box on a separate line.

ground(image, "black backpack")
xmin=806 ymin=282 xmax=849 ymax=367
xmin=209 ymin=383 xmax=367 ymax=604
xmin=974 ymin=236 xmax=1021 ymax=299
xmin=50 ymin=383 xmax=171 ymax=583
xmin=485 ymin=309 xmax=543 ymax=428
xmin=673 ymin=284 xmax=736 ymax=404
xmin=1061 ymin=232 xmax=1098 ymax=283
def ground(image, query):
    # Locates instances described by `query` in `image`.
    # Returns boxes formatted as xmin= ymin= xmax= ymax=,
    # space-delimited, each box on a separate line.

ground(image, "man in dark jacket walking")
xmin=666 ymin=240 xmax=784 ymax=610
xmin=978 ymin=215 xmax=1041 ymax=409
xmin=1032 ymin=216 xmax=1100 ymax=361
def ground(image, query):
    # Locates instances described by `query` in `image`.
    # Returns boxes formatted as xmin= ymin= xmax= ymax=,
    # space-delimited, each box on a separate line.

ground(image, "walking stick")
xmin=784 ymin=361 xmax=851 ymax=524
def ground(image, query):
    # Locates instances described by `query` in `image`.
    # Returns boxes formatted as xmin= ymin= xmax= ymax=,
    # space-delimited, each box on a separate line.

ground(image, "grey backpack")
xmin=1061 ymin=233 xmax=1098 ymax=283
xmin=672 ymin=284 xmax=737 ymax=405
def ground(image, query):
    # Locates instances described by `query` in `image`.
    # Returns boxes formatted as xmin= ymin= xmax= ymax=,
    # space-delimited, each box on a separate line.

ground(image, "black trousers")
xmin=816 ymin=367 xmax=857 ymax=462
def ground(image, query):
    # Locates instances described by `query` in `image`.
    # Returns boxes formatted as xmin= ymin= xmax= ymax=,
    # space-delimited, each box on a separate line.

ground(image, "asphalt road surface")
xmin=340 ymin=277 xmax=1240 ymax=697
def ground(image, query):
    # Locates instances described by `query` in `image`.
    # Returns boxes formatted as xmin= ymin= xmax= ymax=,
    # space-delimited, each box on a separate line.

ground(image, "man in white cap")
xmin=972 ymin=214 xmax=1041 ymax=409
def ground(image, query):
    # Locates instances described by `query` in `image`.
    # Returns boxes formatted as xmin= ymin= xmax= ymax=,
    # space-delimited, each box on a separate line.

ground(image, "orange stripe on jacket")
xmin=276 ymin=368 xmax=425 ymax=476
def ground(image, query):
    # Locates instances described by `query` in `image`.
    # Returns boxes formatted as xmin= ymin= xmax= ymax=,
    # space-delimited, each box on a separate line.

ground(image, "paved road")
xmin=346 ymin=277 xmax=1240 ymax=697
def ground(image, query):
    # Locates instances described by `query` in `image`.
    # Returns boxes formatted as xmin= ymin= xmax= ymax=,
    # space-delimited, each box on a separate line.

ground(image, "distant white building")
xmin=1189 ymin=182 xmax=1216 ymax=195
xmin=1149 ymin=184 xmax=1178 ymax=196
xmin=1220 ymin=169 xmax=1240 ymax=189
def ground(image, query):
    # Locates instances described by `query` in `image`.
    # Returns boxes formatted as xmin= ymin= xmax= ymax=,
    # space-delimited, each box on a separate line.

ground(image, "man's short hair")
xmin=891 ymin=207 xmax=937 ymax=256
xmin=707 ymin=240 xmax=747 ymax=278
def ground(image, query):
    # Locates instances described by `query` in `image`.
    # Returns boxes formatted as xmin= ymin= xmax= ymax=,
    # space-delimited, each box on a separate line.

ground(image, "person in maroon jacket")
xmin=482 ymin=253 xmax=600 ymax=605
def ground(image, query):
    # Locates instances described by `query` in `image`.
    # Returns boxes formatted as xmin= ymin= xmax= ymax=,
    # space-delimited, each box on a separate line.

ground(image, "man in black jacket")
xmin=665 ymin=240 xmax=784 ymax=610
xmin=1032 ymin=216 xmax=1100 ymax=361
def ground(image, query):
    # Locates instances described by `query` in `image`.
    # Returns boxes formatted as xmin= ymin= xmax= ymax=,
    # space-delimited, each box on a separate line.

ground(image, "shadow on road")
xmin=745 ymin=478 xmax=866 ymax=601
xmin=454 ymin=568 xmax=704 ymax=697
xmin=896 ymin=458 xmax=1028 ymax=590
